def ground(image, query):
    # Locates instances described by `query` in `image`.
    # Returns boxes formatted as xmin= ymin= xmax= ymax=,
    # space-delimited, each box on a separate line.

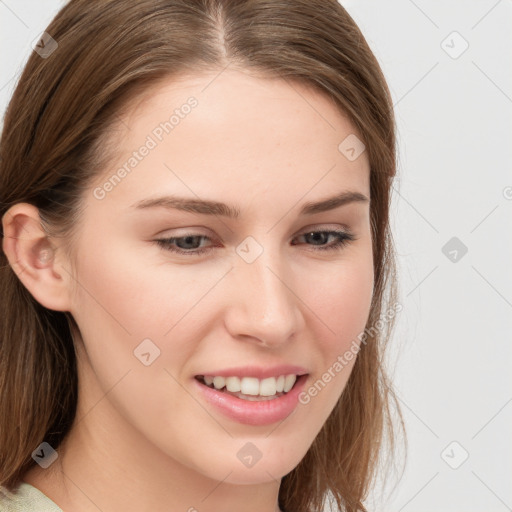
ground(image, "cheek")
xmin=306 ymin=254 xmax=374 ymax=343
xmin=300 ymin=253 xmax=373 ymax=400
xmin=68 ymin=242 xmax=208 ymax=442
xmin=69 ymin=238 xmax=224 ymax=388
xmin=71 ymin=238 xmax=187 ymax=337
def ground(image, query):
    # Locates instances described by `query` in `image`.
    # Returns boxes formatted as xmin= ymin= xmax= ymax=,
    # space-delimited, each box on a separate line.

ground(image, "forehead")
xmin=91 ymin=68 xmax=370 ymax=211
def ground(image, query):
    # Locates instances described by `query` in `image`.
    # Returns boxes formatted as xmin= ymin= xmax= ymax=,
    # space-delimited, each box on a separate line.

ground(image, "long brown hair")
xmin=0 ymin=1 xmax=405 ymax=510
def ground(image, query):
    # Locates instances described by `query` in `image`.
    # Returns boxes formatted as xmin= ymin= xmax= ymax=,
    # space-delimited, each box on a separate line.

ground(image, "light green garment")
xmin=0 ymin=482 xmax=62 ymax=511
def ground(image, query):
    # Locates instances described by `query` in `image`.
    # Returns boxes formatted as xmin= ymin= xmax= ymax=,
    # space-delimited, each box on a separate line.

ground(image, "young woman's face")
xmin=66 ymin=68 xmax=373 ymax=484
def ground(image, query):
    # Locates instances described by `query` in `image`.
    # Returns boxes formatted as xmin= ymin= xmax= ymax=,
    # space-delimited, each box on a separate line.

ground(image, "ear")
xmin=2 ymin=202 xmax=74 ymax=312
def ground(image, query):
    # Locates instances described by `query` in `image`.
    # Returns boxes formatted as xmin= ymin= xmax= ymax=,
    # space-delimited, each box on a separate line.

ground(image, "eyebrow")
xmin=130 ymin=190 xmax=369 ymax=218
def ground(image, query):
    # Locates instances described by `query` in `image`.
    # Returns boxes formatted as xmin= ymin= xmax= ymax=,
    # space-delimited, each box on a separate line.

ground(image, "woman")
xmin=0 ymin=1 xmax=405 ymax=511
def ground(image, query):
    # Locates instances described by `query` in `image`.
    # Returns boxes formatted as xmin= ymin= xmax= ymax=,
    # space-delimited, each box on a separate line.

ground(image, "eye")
xmin=154 ymin=229 xmax=356 ymax=257
xmin=291 ymin=230 xmax=356 ymax=251
xmin=155 ymin=234 xmax=217 ymax=256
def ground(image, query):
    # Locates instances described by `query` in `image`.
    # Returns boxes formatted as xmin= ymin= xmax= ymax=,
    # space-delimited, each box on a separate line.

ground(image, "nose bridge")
xmin=225 ymin=237 xmax=301 ymax=345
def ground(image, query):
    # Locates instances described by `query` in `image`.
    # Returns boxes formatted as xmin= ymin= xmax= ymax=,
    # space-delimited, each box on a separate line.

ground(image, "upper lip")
xmin=195 ymin=365 xmax=309 ymax=380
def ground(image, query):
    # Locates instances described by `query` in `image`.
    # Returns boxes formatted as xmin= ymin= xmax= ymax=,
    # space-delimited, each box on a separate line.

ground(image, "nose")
xmin=223 ymin=243 xmax=304 ymax=348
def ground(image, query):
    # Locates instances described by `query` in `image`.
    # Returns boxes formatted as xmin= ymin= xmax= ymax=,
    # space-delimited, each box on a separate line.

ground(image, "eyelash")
xmin=154 ymin=229 xmax=356 ymax=256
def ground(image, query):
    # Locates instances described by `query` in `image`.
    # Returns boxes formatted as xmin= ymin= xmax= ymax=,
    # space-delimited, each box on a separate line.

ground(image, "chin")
xmin=230 ymin=445 xmax=306 ymax=485
xmin=219 ymin=462 xmax=294 ymax=485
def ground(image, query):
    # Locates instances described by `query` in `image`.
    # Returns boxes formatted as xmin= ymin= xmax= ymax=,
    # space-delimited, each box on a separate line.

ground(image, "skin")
xmin=3 ymin=68 xmax=373 ymax=512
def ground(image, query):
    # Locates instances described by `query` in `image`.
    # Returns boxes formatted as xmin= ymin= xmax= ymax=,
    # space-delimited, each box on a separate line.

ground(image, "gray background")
xmin=1 ymin=1 xmax=511 ymax=511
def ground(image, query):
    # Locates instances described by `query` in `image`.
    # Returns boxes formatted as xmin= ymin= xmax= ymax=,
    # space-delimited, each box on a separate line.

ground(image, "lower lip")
xmin=192 ymin=375 xmax=308 ymax=426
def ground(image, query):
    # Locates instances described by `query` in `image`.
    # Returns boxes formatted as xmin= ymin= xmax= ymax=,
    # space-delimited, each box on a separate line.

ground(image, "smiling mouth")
xmin=194 ymin=374 xmax=306 ymax=401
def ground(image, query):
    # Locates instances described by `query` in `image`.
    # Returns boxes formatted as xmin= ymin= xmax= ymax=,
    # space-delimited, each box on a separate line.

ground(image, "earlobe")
xmin=1 ymin=203 xmax=73 ymax=312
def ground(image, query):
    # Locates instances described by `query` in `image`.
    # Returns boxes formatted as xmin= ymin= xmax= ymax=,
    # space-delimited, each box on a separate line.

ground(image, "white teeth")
xmin=283 ymin=374 xmax=296 ymax=393
xmin=202 ymin=374 xmax=298 ymax=397
xmin=240 ymin=377 xmax=260 ymax=395
xmin=225 ymin=376 xmax=241 ymax=393
xmin=259 ymin=377 xmax=278 ymax=396
xmin=213 ymin=376 xmax=225 ymax=390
